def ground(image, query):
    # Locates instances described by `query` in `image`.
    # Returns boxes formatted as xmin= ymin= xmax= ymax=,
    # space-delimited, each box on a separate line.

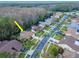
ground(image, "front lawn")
xmin=44 ymin=26 xmax=51 ymax=31
xmin=60 ymin=26 xmax=67 ymax=33
xmin=0 ymin=52 xmax=17 ymax=58
xmin=18 ymin=52 xmax=25 ymax=58
xmin=42 ymin=43 xmax=60 ymax=58
xmin=54 ymin=34 xmax=65 ymax=40
xmin=51 ymin=22 xmax=55 ymax=26
xmin=22 ymin=39 xmax=35 ymax=50
xmin=35 ymin=31 xmax=44 ymax=37
xmin=0 ymin=52 xmax=11 ymax=58
xmin=51 ymin=33 xmax=55 ymax=38
xmin=32 ymin=39 xmax=39 ymax=50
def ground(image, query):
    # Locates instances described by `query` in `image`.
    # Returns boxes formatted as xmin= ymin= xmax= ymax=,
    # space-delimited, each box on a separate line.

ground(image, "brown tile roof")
xmin=0 ymin=40 xmax=22 ymax=53
xmin=59 ymin=36 xmax=79 ymax=52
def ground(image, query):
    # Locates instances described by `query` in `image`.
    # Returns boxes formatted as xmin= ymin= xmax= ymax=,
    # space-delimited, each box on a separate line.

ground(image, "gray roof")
xmin=0 ymin=40 xmax=22 ymax=53
xmin=62 ymin=49 xmax=79 ymax=58
xmin=59 ymin=36 xmax=79 ymax=52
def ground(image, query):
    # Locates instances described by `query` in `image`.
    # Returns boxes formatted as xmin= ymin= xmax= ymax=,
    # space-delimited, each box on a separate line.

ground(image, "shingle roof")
xmin=32 ymin=25 xmax=43 ymax=31
xmin=72 ymin=17 xmax=79 ymax=24
xmin=64 ymin=28 xmax=79 ymax=39
xmin=62 ymin=49 xmax=79 ymax=58
xmin=0 ymin=40 xmax=22 ymax=53
xmin=59 ymin=36 xmax=79 ymax=52
xmin=20 ymin=31 xmax=33 ymax=40
xmin=68 ymin=22 xmax=79 ymax=30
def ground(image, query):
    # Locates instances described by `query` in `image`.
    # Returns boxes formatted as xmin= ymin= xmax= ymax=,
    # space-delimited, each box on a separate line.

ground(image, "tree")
xmin=48 ymin=45 xmax=59 ymax=57
xmin=0 ymin=16 xmax=20 ymax=41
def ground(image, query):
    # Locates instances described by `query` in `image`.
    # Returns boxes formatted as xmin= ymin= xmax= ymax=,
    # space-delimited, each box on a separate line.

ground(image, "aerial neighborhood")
xmin=0 ymin=1 xmax=79 ymax=58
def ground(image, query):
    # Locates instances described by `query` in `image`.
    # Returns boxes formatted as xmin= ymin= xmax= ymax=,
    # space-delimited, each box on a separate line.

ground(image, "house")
xmin=19 ymin=31 xmax=33 ymax=40
xmin=0 ymin=40 xmax=22 ymax=53
xmin=64 ymin=12 xmax=75 ymax=16
xmin=45 ymin=18 xmax=54 ymax=25
xmin=66 ymin=22 xmax=79 ymax=39
xmin=39 ymin=21 xmax=46 ymax=27
xmin=39 ymin=23 xmax=45 ymax=28
xmin=68 ymin=22 xmax=79 ymax=30
xmin=58 ymin=36 xmax=79 ymax=54
xmin=72 ymin=17 xmax=79 ymax=24
xmin=32 ymin=25 xmax=44 ymax=32
xmin=62 ymin=49 xmax=79 ymax=58
xmin=53 ymin=12 xmax=63 ymax=18
xmin=64 ymin=28 xmax=79 ymax=39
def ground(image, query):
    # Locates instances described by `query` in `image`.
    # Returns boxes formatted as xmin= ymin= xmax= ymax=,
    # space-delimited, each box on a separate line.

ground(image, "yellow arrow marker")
xmin=14 ymin=21 xmax=24 ymax=32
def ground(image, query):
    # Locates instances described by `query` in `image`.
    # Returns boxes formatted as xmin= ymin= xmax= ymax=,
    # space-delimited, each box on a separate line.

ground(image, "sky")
xmin=0 ymin=0 xmax=78 ymax=1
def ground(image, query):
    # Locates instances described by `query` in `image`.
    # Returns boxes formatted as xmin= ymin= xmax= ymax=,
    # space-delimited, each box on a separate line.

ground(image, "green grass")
xmin=48 ymin=44 xmax=59 ymax=57
xmin=54 ymin=34 xmax=64 ymax=40
xmin=18 ymin=52 xmax=25 ymax=58
xmin=35 ymin=31 xmax=44 ymax=37
xmin=0 ymin=52 xmax=17 ymax=58
xmin=60 ymin=26 xmax=67 ymax=33
xmin=23 ymin=39 xmax=35 ymax=49
xmin=51 ymin=33 xmax=54 ymax=38
xmin=0 ymin=52 xmax=11 ymax=58
xmin=42 ymin=44 xmax=59 ymax=58
xmin=44 ymin=26 xmax=51 ymax=31
xmin=32 ymin=40 xmax=39 ymax=50
xmin=51 ymin=23 xmax=55 ymax=26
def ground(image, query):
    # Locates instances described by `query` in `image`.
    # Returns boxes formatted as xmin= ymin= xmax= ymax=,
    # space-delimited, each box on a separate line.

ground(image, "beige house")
xmin=19 ymin=31 xmax=33 ymax=40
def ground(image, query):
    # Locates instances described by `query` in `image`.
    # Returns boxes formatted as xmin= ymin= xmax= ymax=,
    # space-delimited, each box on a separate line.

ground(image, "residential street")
xmin=30 ymin=15 xmax=68 ymax=58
